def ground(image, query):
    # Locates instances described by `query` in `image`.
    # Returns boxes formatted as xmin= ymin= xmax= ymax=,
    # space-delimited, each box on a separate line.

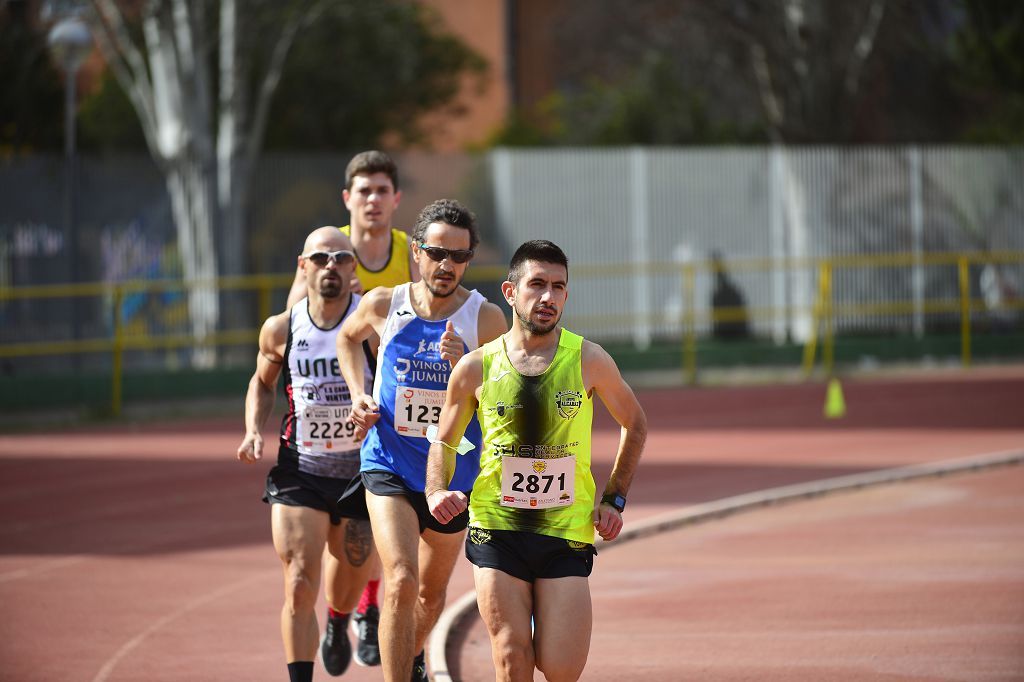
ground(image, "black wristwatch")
xmin=601 ymin=493 xmax=626 ymax=513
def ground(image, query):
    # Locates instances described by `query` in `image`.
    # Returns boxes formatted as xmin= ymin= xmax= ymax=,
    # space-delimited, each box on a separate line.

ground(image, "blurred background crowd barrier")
xmin=2 ymin=147 xmax=1022 ymax=416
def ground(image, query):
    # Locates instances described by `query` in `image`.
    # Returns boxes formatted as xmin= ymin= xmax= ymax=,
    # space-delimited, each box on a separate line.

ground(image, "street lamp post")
xmin=47 ymin=15 xmax=92 ymax=369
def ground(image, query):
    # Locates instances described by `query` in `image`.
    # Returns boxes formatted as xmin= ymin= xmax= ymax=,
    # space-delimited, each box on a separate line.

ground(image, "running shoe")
xmin=320 ymin=611 xmax=352 ymax=676
xmin=351 ymin=604 xmax=381 ymax=666
xmin=411 ymin=650 xmax=428 ymax=682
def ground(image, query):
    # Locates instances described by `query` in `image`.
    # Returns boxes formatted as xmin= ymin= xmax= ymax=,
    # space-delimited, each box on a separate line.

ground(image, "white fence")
xmin=490 ymin=147 xmax=1024 ymax=345
xmin=2 ymin=147 xmax=1022 ymax=360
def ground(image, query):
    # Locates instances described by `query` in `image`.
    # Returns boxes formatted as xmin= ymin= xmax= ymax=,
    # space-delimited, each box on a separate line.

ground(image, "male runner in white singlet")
xmin=337 ymin=199 xmax=507 ymax=681
xmin=237 ymin=226 xmax=375 ymax=682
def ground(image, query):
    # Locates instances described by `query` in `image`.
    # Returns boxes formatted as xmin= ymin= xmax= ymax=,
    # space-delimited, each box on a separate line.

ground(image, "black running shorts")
xmin=464 ymin=526 xmax=596 ymax=583
xmin=360 ymin=470 xmax=470 ymax=535
xmin=263 ymin=464 xmax=369 ymax=524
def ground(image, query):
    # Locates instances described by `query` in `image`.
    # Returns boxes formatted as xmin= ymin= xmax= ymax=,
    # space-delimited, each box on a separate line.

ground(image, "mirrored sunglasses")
xmin=418 ymin=244 xmax=474 ymax=264
xmin=303 ymin=250 xmax=355 ymax=267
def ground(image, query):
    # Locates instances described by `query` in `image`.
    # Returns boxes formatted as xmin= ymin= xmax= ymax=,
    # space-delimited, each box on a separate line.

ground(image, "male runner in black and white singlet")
xmin=237 ymin=226 xmax=375 ymax=682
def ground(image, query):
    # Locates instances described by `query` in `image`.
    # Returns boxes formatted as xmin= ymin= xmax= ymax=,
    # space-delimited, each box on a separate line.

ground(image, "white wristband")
xmin=426 ymin=425 xmax=476 ymax=455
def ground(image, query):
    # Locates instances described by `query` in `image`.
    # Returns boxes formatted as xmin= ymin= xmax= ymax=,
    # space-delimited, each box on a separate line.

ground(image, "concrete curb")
xmin=427 ymin=447 xmax=1024 ymax=682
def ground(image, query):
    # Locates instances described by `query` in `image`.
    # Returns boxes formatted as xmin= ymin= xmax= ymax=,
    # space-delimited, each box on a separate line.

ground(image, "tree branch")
xmin=170 ymin=0 xmax=213 ymax=157
xmin=245 ymin=1 xmax=328 ymax=168
xmin=88 ymin=0 xmax=164 ymax=162
xmin=141 ymin=2 xmax=188 ymax=157
xmin=750 ymin=42 xmax=785 ymax=140
xmin=844 ymin=0 xmax=886 ymax=97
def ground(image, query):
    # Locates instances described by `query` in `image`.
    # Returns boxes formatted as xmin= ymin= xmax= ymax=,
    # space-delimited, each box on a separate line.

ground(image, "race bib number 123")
xmin=394 ymin=387 xmax=445 ymax=438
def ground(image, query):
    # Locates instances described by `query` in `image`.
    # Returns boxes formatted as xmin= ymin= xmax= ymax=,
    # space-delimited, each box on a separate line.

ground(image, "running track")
xmin=1 ymin=367 xmax=1022 ymax=681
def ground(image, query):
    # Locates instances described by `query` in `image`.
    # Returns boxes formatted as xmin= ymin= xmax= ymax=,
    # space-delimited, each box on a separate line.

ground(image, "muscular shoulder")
xmin=451 ymin=346 xmax=486 ymax=389
xmin=477 ymin=301 xmax=509 ymax=345
xmin=361 ymin=285 xmax=395 ymax=318
xmin=580 ymin=338 xmax=618 ymax=390
xmin=580 ymin=338 xmax=610 ymax=361
xmin=260 ymin=310 xmax=291 ymax=355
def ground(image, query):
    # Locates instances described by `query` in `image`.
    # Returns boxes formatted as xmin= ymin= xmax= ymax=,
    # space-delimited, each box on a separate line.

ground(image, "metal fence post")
xmin=258 ymin=278 xmax=272 ymax=325
xmin=682 ymin=263 xmax=697 ymax=385
xmin=822 ymin=261 xmax=835 ymax=375
xmin=801 ymin=260 xmax=826 ymax=378
xmin=958 ymin=256 xmax=972 ymax=367
xmin=111 ymin=285 xmax=125 ymax=416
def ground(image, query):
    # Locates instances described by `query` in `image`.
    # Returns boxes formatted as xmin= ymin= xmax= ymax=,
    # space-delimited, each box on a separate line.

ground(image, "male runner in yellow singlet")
xmin=287 ymin=150 xmax=419 ymax=306
xmin=425 ymin=239 xmax=647 ymax=681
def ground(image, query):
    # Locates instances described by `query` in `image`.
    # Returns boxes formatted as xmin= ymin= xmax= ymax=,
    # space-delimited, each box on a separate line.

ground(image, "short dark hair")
xmin=508 ymin=240 xmax=569 ymax=283
xmin=345 ymin=150 xmax=399 ymax=191
xmin=411 ymin=199 xmax=479 ymax=250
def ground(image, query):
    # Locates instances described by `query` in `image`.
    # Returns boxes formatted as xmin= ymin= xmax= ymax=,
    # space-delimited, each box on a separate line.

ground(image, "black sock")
xmin=413 ymin=650 xmax=425 ymax=668
xmin=287 ymin=661 xmax=314 ymax=682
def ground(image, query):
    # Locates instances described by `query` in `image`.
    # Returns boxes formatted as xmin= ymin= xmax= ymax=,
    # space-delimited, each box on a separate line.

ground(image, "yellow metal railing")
xmin=798 ymin=251 xmax=1024 ymax=378
xmin=1 ymin=251 xmax=1022 ymax=413
xmin=0 ymin=273 xmax=292 ymax=416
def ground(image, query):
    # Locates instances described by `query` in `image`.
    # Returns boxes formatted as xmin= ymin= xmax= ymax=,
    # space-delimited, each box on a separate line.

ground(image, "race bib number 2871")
xmin=500 ymin=455 xmax=575 ymax=509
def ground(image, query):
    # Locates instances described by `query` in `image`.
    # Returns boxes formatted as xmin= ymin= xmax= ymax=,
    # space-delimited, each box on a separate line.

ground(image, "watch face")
xmin=604 ymin=494 xmax=626 ymax=511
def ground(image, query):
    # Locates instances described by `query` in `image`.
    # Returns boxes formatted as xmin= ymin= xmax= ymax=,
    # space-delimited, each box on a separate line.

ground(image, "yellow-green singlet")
xmin=469 ymin=329 xmax=596 ymax=544
xmin=339 ymin=225 xmax=411 ymax=290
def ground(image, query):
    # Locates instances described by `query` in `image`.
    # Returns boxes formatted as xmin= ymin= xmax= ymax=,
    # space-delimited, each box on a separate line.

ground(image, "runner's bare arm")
xmin=337 ymin=287 xmax=390 ymax=399
xmin=583 ymin=340 xmax=647 ymax=541
xmin=337 ymin=287 xmax=392 ymax=436
xmin=425 ymin=349 xmax=484 ymax=523
xmin=237 ymin=313 xmax=288 ymax=463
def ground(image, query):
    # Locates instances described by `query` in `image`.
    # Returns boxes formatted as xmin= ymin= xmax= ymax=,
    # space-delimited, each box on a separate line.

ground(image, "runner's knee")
xmin=417 ymin=583 xmax=447 ymax=617
xmin=536 ymin=652 xmax=585 ymax=682
xmin=491 ymin=628 xmax=533 ymax=679
xmin=282 ymin=559 xmax=318 ymax=614
xmin=383 ymin=563 xmax=418 ymax=605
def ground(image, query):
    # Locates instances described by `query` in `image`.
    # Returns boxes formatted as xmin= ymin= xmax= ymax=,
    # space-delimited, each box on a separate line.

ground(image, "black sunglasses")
xmin=302 ymin=250 xmax=355 ymax=267
xmin=418 ymin=244 xmax=474 ymax=264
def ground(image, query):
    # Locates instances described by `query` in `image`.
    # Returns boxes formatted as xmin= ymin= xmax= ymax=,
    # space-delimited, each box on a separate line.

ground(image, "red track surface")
xmin=2 ymin=367 xmax=1022 ymax=681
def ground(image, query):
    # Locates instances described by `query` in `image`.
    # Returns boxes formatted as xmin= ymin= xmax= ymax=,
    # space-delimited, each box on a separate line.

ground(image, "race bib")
xmin=394 ymin=387 xmax=445 ymax=438
xmin=499 ymin=455 xmax=575 ymax=509
xmin=299 ymin=405 xmax=360 ymax=452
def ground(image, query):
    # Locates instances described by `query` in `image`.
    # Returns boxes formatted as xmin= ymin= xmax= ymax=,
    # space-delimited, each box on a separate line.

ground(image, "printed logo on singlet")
xmin=415 ymin=339 xmax=441 ymax=357
xmin=396 ymin=310 xmax=412 ymax=317
xmin=555 ymin=389 xmax=583 ymax=419
xmin=488 ymin=400 xmax=523 ymax=417
xmin=492 ymin=442 xmax=578 ymax=458
xmin=302 ymin=383 xmax=320 ymax=402
xmin=392 ymin=356 xmax=451 ymax=384
xmin=295 ymin=339 xmax=309 ymax=351
xmin=302 ymin=381 xmax=351 ymax=404
xmin=294 ymin=357 xmax=342 ymax=379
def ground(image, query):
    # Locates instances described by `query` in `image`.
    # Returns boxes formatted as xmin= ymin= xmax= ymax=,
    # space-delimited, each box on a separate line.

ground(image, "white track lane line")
xmin=91 ymin=571 xmax=271 ymax=682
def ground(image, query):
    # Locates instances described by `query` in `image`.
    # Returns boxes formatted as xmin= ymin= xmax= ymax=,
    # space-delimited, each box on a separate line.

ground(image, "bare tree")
xmin=87 ymin=0 xmax=321 ymax=365
xmin=690 ymin=0 xmax=889 ymax=143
